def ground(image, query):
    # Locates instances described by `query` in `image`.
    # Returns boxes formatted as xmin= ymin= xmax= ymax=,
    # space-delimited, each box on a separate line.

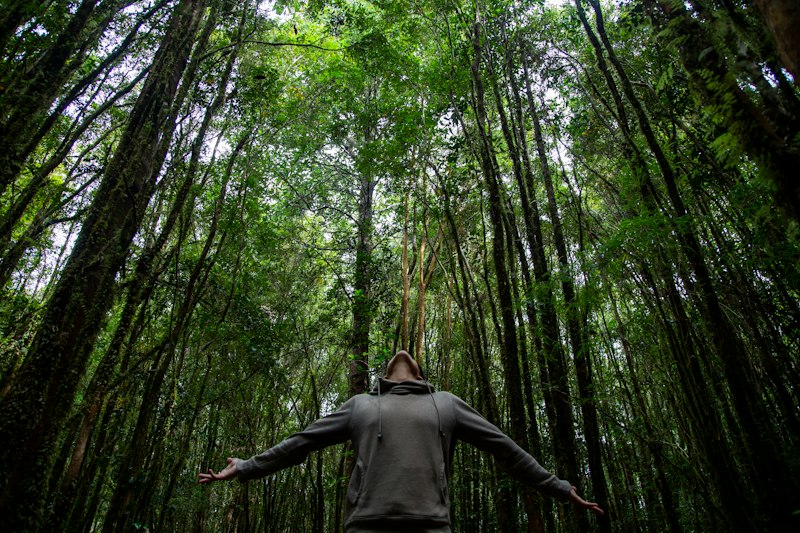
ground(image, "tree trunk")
xmin=415 ymin=194 xmax=428 ymax=361
xmin=348 ymin=167 xmax=375 ymax=396
xmin=755 ymin=0 xmax=800 ymax=82
xmin=0 ymin=1 xmax=207 ymax=528
xmin=401 ymin=187 xmax=411 ymax=350
xmin=519 ymin=49 xmax=611 ymax=533
xmin=0 ymin=0 xmax=125 ymax=195
xmin=470 ymin=17 xmax=555 ymax=532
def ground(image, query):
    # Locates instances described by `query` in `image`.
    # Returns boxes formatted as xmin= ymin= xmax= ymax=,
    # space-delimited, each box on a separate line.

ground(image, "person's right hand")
xmin=568 ymin=486 xmax=604 ymax=516
xmin=197 ymin=457 xmax=240 ymax=484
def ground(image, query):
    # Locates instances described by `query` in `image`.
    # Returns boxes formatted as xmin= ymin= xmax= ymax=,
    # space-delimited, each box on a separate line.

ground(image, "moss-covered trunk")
xmin=0 ymin=1 xmax=206 ymax=528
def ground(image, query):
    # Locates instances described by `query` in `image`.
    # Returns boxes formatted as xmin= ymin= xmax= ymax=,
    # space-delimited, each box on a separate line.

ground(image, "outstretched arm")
xmin=197 ymin=396 xmax=355 ymax=484
xmin=197 ymin=457 xmax=240 ymax=484
xmin=451 ymin=393 xmax=604 ymax=515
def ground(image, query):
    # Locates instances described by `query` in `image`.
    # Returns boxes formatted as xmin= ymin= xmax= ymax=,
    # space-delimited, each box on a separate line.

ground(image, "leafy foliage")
xmin=0 ymin=0 xmax=798 ymax=531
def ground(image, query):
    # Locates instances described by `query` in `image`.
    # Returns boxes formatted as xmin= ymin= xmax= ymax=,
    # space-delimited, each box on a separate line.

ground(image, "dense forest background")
xmin=1 ymin=0 xmax=798 ymax=531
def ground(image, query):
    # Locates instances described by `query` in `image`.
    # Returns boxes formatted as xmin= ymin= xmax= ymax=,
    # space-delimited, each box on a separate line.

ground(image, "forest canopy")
xmin=0 ymin=0 xmax=798 ymax=531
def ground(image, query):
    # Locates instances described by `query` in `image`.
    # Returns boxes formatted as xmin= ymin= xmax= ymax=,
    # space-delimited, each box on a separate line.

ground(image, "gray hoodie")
xmin=236 ymin=379 xmax=571 ymax=530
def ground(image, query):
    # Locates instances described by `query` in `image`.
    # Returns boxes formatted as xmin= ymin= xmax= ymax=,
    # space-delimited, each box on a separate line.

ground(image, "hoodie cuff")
xmin=553 ymin=478 xmax=573 ymax=502
xmin=235 ymin=457 xmax=258 ymax=482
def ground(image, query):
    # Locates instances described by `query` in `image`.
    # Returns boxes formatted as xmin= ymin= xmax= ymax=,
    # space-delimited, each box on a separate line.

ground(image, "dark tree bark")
xmin=0 ymin=1 xmax=207 ymax=528
xmin=754 ymin=0 xmax=800 ymax=82
xmin=348 ymin=168 xmax=375 ymax=397
xmin=0 ymin=0 xmax=127 ymax=196
xmin=401 ymin=187 xmax=411 ymax=350
xmin=440 ymin=179 xmax=500 ymax=422
xmin=518 ymin=50 xmax=611 ymax=533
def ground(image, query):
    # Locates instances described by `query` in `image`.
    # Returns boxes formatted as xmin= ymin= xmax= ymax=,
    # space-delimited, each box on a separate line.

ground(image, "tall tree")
xmin=0 ymin=0 xmax=134 ymax=196
xmin=0 ymin=1 xmax=208 ymax=528
xmin=644 ymin=0 xmax=800 ymax=225
xmin=0 ymin=0 xmax=797 ymax=530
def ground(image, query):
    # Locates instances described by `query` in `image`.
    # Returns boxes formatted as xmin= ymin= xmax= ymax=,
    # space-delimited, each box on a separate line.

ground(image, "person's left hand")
xmin=197 ymin=457 xmax=240 ymax=484
xmin=568 ymin=486 xmax=604 ymax=516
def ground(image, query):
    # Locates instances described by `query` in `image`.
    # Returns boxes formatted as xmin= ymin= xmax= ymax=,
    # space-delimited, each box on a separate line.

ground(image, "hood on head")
xmin=369 ymin=378 xmax=436 ymax=395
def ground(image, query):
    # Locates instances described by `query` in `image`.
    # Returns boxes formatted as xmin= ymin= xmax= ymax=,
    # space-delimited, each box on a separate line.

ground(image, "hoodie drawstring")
xmin=377 ymin=379 xmax=383 ymax=440
xmin=425 ymin=381 xmax=444 ymax=441
xmin=425 ymin=382 xmax=448 ymax=471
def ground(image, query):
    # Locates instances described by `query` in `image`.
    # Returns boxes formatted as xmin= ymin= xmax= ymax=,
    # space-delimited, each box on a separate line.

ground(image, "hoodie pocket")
xmin=439 ymin=463 xmax=449 ymax=504
xmin=347 ymin=458 xmax=366 ymax=506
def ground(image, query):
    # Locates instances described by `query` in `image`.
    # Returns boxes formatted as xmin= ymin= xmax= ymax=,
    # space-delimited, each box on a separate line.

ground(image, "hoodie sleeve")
xmin=236 ymin=396 xmax=355 ymax=482
xmin=450 ymin=394 xmax=572 ymax=501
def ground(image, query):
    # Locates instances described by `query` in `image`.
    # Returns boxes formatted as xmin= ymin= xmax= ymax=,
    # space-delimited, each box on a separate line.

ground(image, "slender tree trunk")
xmin=415 ymin=188 xmax=428 ymax=361
xmin=519 ymin=50 xmax=611 ymax=532
xmin=308 ymin=367 xmax=325 ymax=533
xmin=0 ymin=1 xmax=207 ymax=528
xmin=470 ymin=17 xmax=556 ymax=532
xmin=440 ymin=173 xmax=514 ymax=529
xmin=71 ymin=393 xmax=120 ymax=531
xmin=401 ymin=187 xmax=411 ymax=350
xmin=349 ymin=167 xmax=375 ymax=396
xmin=0 ymin=0 xmax=125 ymax=196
